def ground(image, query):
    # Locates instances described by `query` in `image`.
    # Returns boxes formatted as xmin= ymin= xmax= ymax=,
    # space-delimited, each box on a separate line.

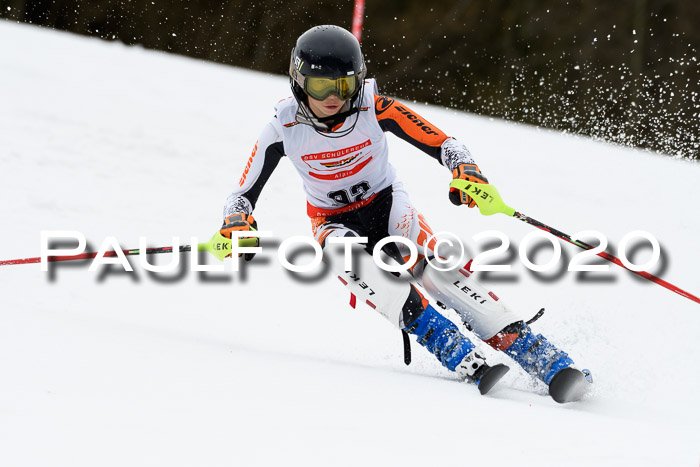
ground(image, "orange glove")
xmin=220 ymin=213 xmax=258 ymax=261
xmin=448 ymin=163 xmax=489 ymax=208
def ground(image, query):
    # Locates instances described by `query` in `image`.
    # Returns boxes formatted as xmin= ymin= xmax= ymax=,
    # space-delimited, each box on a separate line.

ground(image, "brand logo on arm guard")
xmin=394 ymin=105 xmax=440 ymax=135
xmin=375 ymin=96 xmax=395 ymax=115
xmin=239 ymin=142 xmax=258 ymax=186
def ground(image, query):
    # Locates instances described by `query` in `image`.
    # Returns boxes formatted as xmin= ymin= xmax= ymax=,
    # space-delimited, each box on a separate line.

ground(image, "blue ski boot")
xmin=404 ymin=304 xmax=509 ymax=395
xmin=490 ymin=321 xmax=592 ymax=403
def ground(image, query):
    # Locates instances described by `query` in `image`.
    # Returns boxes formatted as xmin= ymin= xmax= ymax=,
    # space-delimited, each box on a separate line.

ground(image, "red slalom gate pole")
xmin=352 ymin=0 xmax=365 ymax=42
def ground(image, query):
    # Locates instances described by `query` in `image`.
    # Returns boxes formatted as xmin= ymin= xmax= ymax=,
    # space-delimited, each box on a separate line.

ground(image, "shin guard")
xmin=420 ymin=263 xmax=521 ymax=340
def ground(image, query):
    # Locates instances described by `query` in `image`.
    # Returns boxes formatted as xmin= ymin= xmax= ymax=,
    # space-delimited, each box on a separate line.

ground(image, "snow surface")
xmin=1 ymin=21 xmax=699 ymax=467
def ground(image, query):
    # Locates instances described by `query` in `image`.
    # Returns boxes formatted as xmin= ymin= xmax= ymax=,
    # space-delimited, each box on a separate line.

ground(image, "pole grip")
xmin=449 ymin=180 xmax=516 ymax=216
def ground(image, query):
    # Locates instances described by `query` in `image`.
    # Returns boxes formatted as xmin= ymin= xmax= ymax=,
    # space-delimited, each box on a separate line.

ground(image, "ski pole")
xmin=0 ymin=233 xmax=259 ymax=267
xmin=450 ymin=179 xmax=700 ymax=305
xmin=0 ymin=245 xmax=190 ymax=267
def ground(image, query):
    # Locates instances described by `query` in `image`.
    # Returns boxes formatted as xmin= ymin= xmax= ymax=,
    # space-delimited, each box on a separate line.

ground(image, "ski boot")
xmin=404 ymin=304 xmax=509 ymax=395
xmin=490 ymin=321 xmax=592 ymax=403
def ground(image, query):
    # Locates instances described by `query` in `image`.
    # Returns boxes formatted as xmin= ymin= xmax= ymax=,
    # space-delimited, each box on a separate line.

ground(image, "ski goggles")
xmin=304 ymin=75 xmax=361 ymax=101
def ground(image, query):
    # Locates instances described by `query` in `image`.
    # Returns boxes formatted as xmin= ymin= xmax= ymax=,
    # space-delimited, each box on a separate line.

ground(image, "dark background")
xmin=2 ymin=0 xmax=698 ymax=160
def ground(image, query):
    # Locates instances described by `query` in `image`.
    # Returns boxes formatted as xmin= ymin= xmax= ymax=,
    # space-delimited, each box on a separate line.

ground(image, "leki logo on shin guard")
xmin=452 ymin=280 xmax=487 ymax=305
xmin=349 ymin=273 xmax=375 ymax=296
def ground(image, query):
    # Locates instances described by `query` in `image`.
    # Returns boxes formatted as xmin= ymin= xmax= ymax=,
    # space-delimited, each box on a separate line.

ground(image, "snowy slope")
xmin=1 ymin=21 xmax=699 ymax=467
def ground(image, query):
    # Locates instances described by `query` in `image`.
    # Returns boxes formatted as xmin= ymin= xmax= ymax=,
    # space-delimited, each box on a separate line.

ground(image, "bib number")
xmin=328 ymin=181 xmax=371 ymax=205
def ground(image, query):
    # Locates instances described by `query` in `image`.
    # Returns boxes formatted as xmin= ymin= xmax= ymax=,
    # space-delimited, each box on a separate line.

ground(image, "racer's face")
xmin=307 ymin=94 xmax=346 ymax=118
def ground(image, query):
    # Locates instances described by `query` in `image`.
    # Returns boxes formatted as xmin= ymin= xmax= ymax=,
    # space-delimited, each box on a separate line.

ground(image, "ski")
xmin=475 ymin=363 xmax=510 ymax=395
xmin=548 ymin=368 xmax=593 ymax=403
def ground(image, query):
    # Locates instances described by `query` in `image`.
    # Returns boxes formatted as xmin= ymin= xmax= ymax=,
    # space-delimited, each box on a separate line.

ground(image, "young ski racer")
xmin=221 ymin=25 xmax=592 ymax=402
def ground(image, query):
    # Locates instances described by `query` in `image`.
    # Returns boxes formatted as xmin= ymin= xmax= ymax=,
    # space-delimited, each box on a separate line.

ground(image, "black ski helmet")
xmin=289 ymin=25 xmax=367 ymax=137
